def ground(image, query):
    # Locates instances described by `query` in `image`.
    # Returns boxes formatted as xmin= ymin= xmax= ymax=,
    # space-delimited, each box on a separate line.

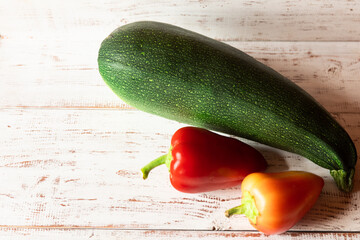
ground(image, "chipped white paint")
xmin=0 ymin=228 xmax=359 ymax=240
xmin=0 ymin=109 xmax=359 ymax=231
xmin=1 ymin=41 xmax=360 ymax=113
xmin=0 ymin=0 xmax=359 ymax=239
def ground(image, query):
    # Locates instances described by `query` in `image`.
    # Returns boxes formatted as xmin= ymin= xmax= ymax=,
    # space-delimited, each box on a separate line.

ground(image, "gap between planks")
xmin=0 ymin=227 xmax=359 ymax=240
xmin=0 ymin=226 xmax=359 ymax=233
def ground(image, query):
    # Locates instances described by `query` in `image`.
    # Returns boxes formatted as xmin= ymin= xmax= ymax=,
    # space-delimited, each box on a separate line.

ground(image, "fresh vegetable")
xmin=225 ymin=171 xmax=324 ymax=235
xmin=98 ymin=21 xmax=357 ymax=192
xmin=141 ymin=126 xmax=267 ymax=193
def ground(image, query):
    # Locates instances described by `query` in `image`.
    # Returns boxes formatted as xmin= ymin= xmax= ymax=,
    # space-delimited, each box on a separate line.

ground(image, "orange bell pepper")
xmin=225 ymin=171 xmax=324 ymax=235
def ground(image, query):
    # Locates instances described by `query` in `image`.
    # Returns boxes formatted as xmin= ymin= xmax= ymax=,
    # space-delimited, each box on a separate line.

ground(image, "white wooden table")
xmin=1 ymin=0 xmax=360 ymax=239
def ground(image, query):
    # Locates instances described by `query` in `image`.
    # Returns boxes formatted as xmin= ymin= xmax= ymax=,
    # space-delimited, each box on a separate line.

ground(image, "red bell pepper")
xmin=225 ymin=171 xmax=324 ymax=235
xmin=141 ymin=126 xmax=267 ymax=193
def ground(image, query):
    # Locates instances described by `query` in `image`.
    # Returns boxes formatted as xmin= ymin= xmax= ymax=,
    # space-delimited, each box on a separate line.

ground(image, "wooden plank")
xmin=1 ymin=0 xmax=360 ymax=237
xmin=1 ymin=109 xmax=359 ymax=230
xmin=0 ymin=228 xmax=359 ymax=240
xmin=1 ymin=0 xmax=359 ymax=42
xmin=1 ymin=38 xmax=360 ymax=113
xmin=1 ymin=1 xmax=359 ymax=111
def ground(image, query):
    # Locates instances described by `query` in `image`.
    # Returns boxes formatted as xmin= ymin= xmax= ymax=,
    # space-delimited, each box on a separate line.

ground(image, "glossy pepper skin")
xmin=141 ymin=126 xmax=267 ymax=193
xmin=225 ymin=171 xmax=324 ymax=235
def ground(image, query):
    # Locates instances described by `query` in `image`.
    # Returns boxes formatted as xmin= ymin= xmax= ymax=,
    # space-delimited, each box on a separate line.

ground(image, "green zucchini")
xmin=98 ymin=21 xmax=357 ymax=192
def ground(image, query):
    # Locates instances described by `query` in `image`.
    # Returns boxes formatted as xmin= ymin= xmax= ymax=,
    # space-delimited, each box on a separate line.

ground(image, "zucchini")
xmin=98 ymin=21 xmax=357 ymax=192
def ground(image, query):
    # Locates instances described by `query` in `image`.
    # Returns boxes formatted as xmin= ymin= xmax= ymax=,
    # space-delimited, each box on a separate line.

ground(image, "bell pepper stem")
xmin=225 ymin=205 xmax=246 ymax=217
xmin=141 ymin=154 xmax=168 ymax=179
xmin=141 ymin=147 xmax=173 ymax=180
xmin=225 ymin=191 xmax=259 ymax=224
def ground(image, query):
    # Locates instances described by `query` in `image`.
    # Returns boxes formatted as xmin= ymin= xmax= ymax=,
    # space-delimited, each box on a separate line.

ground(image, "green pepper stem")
xmin=225 ymin=205 xmax=246 ymax=217
xmin=225 ymin=191 xmax=259 ymax=224
xmin=141 ymin=154 xmax=168 ymax=180
xmin=141 ymin=147 xmax=173 ymax=180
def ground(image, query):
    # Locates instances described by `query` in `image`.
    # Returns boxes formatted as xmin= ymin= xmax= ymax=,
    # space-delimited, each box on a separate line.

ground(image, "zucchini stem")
xmin=330 ymin=168 xmax=355 ymax=192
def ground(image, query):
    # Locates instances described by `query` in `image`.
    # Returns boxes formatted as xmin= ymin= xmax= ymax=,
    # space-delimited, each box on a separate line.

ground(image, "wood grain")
xmin=1 ymin=40 xmax=359 ymax=113
xmin=1 ymin=0 xmax=360 ymax=238
xmin=1 ymin=1 xmax=360 ymax=112
xmin=1 ymin=109 xmax=359 ymax=231
xmin=1 ymin=0 xmax=359 ymax=42
xmin=0 ymin=228 xmax=359 ymax=240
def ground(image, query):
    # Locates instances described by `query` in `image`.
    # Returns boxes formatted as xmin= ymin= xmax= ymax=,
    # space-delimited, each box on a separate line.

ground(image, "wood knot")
xmin=328 ymin=66 xmax=338 ymax=74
